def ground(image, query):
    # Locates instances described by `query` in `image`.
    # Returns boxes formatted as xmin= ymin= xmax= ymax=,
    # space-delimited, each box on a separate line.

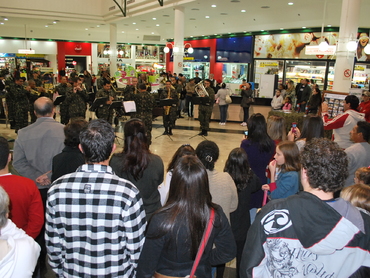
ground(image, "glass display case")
xmin=182 ymin=62 xmax=209 ymax=80
xmin=285 ymin=60 xmax=327 ymax=90
xmin=352 ymin=63 xmax=370 ymax=89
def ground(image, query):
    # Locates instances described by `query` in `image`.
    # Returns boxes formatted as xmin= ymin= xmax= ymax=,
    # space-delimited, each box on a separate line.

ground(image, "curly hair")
xmin=301 ymin=138 xmax=348 ymax=192
xmin=341 ymin=184 xmax=370 ymax=212
xmin=195 ymin=141 xmax=219 ymax=171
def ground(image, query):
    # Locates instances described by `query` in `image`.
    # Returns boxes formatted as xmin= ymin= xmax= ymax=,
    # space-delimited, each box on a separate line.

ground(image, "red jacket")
xmin=358 ymin=100 xmax=370 ymax=123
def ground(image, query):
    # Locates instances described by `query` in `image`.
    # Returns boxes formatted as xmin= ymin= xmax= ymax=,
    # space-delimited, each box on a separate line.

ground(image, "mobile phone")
xmin=244 ymin=130 xmax=249 ymax=136
xmin=292 ymin=122 xmax=297 ymax=133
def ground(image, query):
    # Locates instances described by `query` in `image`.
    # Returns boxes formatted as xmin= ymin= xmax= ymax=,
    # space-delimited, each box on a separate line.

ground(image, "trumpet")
xmin=194 ymin=80 xmax=209 ymax=97
xmin=30 ymin=88 xmax=41 ymax=96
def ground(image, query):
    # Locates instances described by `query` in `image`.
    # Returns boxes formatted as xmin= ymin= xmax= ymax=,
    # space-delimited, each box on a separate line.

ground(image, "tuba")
xmin=194 ymin=80 xmax=209 ymax=97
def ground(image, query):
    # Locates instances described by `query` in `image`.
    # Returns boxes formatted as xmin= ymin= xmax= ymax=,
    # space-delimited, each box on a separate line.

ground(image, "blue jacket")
xmin=270 ymin=171 xmax=299 ymax=199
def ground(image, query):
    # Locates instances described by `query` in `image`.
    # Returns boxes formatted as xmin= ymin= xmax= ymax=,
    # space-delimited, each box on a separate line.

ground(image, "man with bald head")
xmin=13 ymin=96 xmax=65 ymax=275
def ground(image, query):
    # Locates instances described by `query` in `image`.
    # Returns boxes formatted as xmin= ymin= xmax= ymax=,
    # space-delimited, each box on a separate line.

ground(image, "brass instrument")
xmin=30 ymin=88 xmax=41 ymax=96
xmin=164 ymin=87 xmax=171 ymax=115
xmin=194 ymin=80 xmax=209 ymax=97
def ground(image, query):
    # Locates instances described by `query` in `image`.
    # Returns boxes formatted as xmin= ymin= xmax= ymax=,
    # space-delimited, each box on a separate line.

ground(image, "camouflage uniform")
xmin=95 ymin=88 xmax=117 ymax=124
xmin=27 ymin=90 xmax=41 ymax=124
xmin=64 ymin=87 xmax=88 ymax=120
xmin=123 ymin=85 xmax=138 ymax=118
xmin=97 ymin=77 xmax=110 ymax=90
xmin=160 ymin=88 xmax=178 ymax=133
xmin=198 ymin=86 xmax=215 ymax=132
xmin=10 ymin=84 xmax=30 ymax=131
xmin=132 ymin=91 xmax=155 ymax=145
xmin=4 ymin=77 xmax=15 ymax=127
xmin=55 ymin=83 xmax=70 ymax=124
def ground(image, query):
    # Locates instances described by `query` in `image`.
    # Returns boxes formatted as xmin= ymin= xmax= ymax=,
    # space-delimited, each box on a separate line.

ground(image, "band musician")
xmin=95 ymin=80 xmax=116 ymax=125
xmin=160 ymin=80 xmax=178 ymax=135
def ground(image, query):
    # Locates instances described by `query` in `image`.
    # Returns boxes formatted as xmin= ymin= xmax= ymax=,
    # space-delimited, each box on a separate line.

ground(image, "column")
xmin=109 ymin=23 xmax=117 ymax=77
xmin=173 ymin=6 xmax=185 ymax=75
xmin=332 ymin=0 xmax=361 ymax=92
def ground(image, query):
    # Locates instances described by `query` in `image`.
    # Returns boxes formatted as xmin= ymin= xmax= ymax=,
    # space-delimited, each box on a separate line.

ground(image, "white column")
xmin=173 ymin=6 xmax=185 ymax=75
xmin=109 ymin=24 xmax=117 ymax=77
xmin=332 ymin=0 xmax=361 ymax=92
xmin=131 ymin=45 xmax=136 ymax=69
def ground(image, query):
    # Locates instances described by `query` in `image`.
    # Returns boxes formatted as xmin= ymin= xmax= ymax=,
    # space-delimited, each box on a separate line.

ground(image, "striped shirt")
xmin=45 ymin=164 xmax=146 ymax=277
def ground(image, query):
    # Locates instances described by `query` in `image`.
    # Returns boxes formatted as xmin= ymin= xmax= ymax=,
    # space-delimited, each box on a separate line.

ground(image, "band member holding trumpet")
xmin=95 ymin=80 xmax=116 ymax=125
xmin=64 ymin=77 xmax=88 ymax=120
xmin=9 ymin=77 xmax=30 ymax=132
xmin=198 ymin=79 xmax=215 ymax=136
xmin=28 ymin=79 xmax=46 ymax=124
xmin=160 ymin=80 xmax=178 ymax=135
xmin=55 ymin=76 xmax=71 ymax=125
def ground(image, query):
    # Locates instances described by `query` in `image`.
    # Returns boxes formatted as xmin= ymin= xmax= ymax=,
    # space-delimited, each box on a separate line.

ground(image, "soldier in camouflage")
xmin=4 ymin=75 xmax=15 ymax=129
xmin=30 ymin=71 xmax=43 ymax=87
xmin=97 ymin=71 xmax=110 ymax=90
xmin=95 ymin=80 xmax=116 ymax=125
xmin=55 ymin=76 xmax=71 ymax=124
xmin=123 ymin=77 xmax=139 ymax=103
xmin=10 ymin=77 xmax=30 ymax=132
xmin=64 ymin=77 xmax=88 ymax=120
xmin=160 ymin=80 xmax=178 ymax=135
xmin=130 ymin=83 xmax=155 ymax=145
xmin=198 ymin=79 xmax=215 ymax=136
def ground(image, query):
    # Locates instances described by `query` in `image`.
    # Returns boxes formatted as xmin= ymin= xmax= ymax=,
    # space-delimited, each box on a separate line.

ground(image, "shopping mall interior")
xmin=1 ymin=0 xmax=370 ymax=277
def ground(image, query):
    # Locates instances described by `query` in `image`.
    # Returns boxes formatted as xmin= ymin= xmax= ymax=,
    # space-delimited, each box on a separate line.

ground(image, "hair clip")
xmin=205 ymin=155 xmax=213 ymax=162
xmin=182 ymin=144 xmax=190 ymax=147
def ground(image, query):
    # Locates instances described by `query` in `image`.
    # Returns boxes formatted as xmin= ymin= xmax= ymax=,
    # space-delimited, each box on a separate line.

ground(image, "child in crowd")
xmin=354 ymin=167 xmax=370 ymax=185
xmin=282 ymin=96 xmax=292 ymax=111
xmin=262 ymin=141 xmax=300 ymax=199
xmin=158 ymin=144 xmax=195 ymax=205
xmin=271 ymin=89 xmax=284 ymax=110
xmin=341 ymin=184 xmax=370 ymax=214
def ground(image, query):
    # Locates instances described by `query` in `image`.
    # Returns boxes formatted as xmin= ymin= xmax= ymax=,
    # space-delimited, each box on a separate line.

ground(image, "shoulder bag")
xmin=154 ymin=208 xmax=215 ymax=278
xmin=225 ymin=95 xmax=232 ymax=104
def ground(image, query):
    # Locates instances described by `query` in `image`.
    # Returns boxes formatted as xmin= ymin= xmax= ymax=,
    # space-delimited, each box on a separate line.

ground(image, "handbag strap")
xmin=189 ymin=208 xmax=215 ymax=278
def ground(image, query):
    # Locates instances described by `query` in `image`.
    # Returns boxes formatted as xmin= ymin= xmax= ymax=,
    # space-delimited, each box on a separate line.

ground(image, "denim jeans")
xmin=219 ymin=104 xmax=228 ymax=122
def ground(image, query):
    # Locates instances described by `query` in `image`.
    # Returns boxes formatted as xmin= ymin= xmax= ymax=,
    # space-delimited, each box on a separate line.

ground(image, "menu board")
xmin=322 ymin=91 xmax=348 ymax=118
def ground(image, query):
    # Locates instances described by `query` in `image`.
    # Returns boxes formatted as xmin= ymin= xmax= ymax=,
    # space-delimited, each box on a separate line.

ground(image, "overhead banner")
xmin=254 ymin=32 xmax=338 ymax=59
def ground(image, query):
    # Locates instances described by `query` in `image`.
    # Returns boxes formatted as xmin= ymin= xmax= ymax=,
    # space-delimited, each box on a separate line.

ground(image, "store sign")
xmin=183 ymin=57 xmax=194 ymax=61
xmin=0 ymin=53 xmax=16 ymax=58
xmin=18 ymin=49 xmax=36 ymax=54
xmin=355 ymin=65 xmax=365 ymax=71
xmin=260 ymin=62 xmax=278 ymax=67
xmin=305 ymin=45 xmax=336 ymax=55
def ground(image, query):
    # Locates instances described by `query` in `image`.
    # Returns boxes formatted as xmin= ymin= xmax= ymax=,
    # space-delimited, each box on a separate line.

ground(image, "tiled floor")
xmin=0 ymin=113 xmax=256 ymax=278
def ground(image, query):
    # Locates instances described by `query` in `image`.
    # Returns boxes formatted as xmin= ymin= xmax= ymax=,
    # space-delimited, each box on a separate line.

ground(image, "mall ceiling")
xmin=0 ymin=0 xmax=369 ymax=44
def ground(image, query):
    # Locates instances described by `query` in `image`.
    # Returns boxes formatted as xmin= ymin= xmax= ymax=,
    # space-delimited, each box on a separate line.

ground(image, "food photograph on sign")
xmin=324 ymin=93 xmax=346 ymax=118
xmin=254 ymin=32 xmax=338 ymax=59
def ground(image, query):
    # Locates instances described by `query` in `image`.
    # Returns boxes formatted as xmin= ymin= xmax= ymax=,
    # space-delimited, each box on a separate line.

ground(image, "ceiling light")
xmin=188 ymin=47 xmax=194 ymax=54
xmin=327 ymin=25 xmax=331 ymax=27
xmin=85 ymin=28 xmax=88 ymax=30
xmin=156 ymin=24 xmax=160 ymax=26
xmin=261 ymin=30 xmax=264 ymax=32
xmin=288 ymin=2 xmax=294 ymax=5
xmin=347 ymin=41 xmax=358 ymax=51
xmin=302 ymin=27 xmax=306 ymax=29
xmin=97 ymin=25 xmax=100 ymax=27
xmin=0 ymin=22 xmax=4 ymax=25
xmin=241 ymin=10 xmax=246 ymax=12
xmin=133 ymin=22 xmax=136 ymax=24
xmin=152 ymin=32 xmax=154 ymax=34
xmin=211 ymin=5 xmax=216 ymax=7
xmin=280 ymin=28 xmax=284 ymax=30
xmin=136 ymin=28 xmax=139 ymax=30
xmin=228 ymin=32 xmax=231 ymax=34
xmin=205 ymin=16 xmax=210 ymax=18
xmin=214 ymin=34 xmax=217 ymax=35
xmin=45 ymin=25 xmax=48 ymax=27
xmin=122 ymin=31 xmax=125 ymax=33
xmin=153 ymin=18 xmax=156 ymax=20
xmin=190 ymin=36 xmax=193 ymax=38
xmin=164 ymin=46 xmax=170 ymax=53
xmin=364 ymin=44 xmax=370 ymax=55
xmin=319 ymin=41 xmax=329 ymax=51
xmin=4 ymin=18 xmax=8 ymax=21
xmin=53 ymin=21 xmax=57 ymax=24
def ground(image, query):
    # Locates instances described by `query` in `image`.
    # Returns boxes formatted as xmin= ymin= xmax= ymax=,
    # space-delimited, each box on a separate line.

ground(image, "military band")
xmin=160 ymin=80 xmax=178 ymax=136
xmin=95 ymin=80 xmax=116 ymax=125
xmin=198 ymin=79 xmax=215 ymax=136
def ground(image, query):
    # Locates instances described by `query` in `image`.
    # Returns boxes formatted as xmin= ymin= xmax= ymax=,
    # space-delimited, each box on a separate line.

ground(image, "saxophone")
xmin=164 ymin=87 xmax=171 ymax=115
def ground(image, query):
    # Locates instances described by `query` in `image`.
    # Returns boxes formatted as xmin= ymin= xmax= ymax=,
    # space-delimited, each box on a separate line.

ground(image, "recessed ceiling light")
xmin=133 ymin=22 xmax=136 ymax=24
xmin=214 ymin=34 xmax=217 ymax=35
xmin=241 ymin=10 xmax=246 ymax=12
xmin=85 ymin=28 xmax=88 ymax=30
xmin=97 ymin=25 xmax=100 ymax=27
xmin=121 ymin=31 xmax=124 ymax=33
xmin=190 ymin=36 xmax=193 ymax=37
xmin=45 ymin=25 xmax=49 ymax=27
xmin=211 ymin=4 xmax=216 ymax=7
xmin=261 ymin=30 xmax=264 ymax=32
xmin=4 ymin=18 xmax=8 ymax=21
xmin=302 ymin=26 xmax=306 ymax=29
xmin=136 ymin=28 xmax=139 ymax=30
xmin=205 ymin=16 xmax=210 ymax=18
xmin=228 ymin=32 xmax=231 ymax=34
xmin=152 ymin=32 xmax=154 ymax=34
xmin=153 ymin=18 xmax=156 ymax=20
xmin=327 ymin=24 xmax=332 ymax=27
xmin=53 ymin=21 xmax=57 ymax=24
xmin=156 ymin=24 xmax=160 ymax=26
xmin=202 ymin=35 xmax=205 ymax=36
xmin=280 ymin=28 xmax=284 ymax=30
xmin=0 ymin=22 xmax=4 ymax=25
xmin=288 ymin=2 xmax=294 ymax=5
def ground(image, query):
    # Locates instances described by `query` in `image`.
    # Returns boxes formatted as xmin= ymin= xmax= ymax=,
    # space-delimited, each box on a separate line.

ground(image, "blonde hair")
xmin=341 ymin=184 xmax=370 ymax=212
xmin=267 ymin=115 xmax=287 ymax=141
xmin=355 ymin=167 xmax=370 ymax=185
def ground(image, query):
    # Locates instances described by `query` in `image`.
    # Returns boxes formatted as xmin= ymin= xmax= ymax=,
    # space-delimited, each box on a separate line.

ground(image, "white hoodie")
xmin=0 ymin=220 xmax=40 ymax=278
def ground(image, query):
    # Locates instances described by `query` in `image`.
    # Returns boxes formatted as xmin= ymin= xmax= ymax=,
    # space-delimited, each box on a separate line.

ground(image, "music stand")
xmin=89 ymin=97 xmax=108 ymax=112
xmin=109 ymin=101 xmax=125 ymax=144
xmin=192 ymin=96 xmax=210 ymax=105
xmin=53 ymin=95 xmax=66 ymax=106
xmin=155 ymin=98 xmax=178 ymax=141
xmin=189 ymin=132 xmax=208 ymax=140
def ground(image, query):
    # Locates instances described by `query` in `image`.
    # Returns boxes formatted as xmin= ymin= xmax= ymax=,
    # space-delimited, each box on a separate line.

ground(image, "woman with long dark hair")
xmin=224 ymin=148 xmax=261 ymax=278
xmin=240 ymin=113 xmax=275 ymax=220
xmin=109 ymin=118 xmax=163 ymax=220
xmin=136 ymin=155 xmax=236 ymax=278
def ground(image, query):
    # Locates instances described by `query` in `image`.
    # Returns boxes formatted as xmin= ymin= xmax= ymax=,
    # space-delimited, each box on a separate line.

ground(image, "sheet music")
xmin=123 ymin=101 xmax=136 ymax=113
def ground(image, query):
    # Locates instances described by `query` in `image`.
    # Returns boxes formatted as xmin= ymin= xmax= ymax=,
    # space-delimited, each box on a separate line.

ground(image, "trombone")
xmin=194 ymin=80 xmax=209 ymax=97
